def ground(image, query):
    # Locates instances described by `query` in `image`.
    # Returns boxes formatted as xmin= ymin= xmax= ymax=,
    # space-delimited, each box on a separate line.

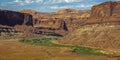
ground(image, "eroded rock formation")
xmin=59 ymin=2 xmax=120 ymax=51
xmin=0 ymin=10 xmax=34 ymax=39
xmin=91 ymin=2 xmax=120 ymax=18
xmin=20 ymin=9 xmax=37 ymax=15
xmin=20 ymin=9 xmax=90 ymax=33
xmin=0 ymin=10 xmax=33 ymax=26
xmin=87 ymin=2 xmax=120 ymax=24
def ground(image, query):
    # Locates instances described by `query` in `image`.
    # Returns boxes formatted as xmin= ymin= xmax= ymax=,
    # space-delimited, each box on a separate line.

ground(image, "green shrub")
xmin=72 ymin=46 xmax=107 ymax=56
xmin=19 ymin=37 xmax=108 ymax=56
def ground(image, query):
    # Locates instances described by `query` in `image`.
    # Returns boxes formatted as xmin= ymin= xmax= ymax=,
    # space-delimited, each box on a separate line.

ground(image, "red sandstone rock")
xmin=19 ymin=9 xmax=37 ymax=15
xmin=0 ymin=10 xmax=33 ymax=26
xmin=58 ymin=2 xmax=120 ymax=51
xmin=19 ymin=9 xmax=90 ymax=32
xmin=87 ymin=2 xmax=120 ymax=24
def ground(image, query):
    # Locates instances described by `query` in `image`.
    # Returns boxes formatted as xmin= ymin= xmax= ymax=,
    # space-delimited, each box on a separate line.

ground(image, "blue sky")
xmin=0 ymin=0 xmax=119 ymax=12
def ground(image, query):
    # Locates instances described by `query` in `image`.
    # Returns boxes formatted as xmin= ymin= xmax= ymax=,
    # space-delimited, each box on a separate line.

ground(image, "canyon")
xmin=0 ymin=1 xmax=120 ymax=60
xmin=20 ymin=9 xmax=90 ymax=32
xmin=0 ymin=8 xmax=90 ymax=38
xmin=0 ymin=2 xmax=120 ymax=48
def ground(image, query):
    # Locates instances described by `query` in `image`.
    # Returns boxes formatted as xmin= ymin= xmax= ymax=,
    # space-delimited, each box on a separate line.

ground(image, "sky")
xmin=0 ymin=0 xmax=120 ymax=12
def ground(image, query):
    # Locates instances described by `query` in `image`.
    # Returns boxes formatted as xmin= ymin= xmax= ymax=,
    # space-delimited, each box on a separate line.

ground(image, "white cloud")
xmin=25 ymin=0 xmax=34 ymax=3
xmin=65 ymin=0 xmax=82 ymax=3
xmin=65 ymin=0 xmax=75 ymax=3
xmin=14 ymin=0 xmax=22 ymax=2
xmin=12 ymin=0 xmax=83 ymax=5
xmin=50 ymin=4 xmax=94 ymax=10
xmin=112 ymin=0 xmax=120 ymax=1
xmin=76 ymin=4 xmax=93 ymax=8
xmin=50 ymin=6 xmax=68 ymax=9
xmin=43 ymin=0 xmax=83 ymax=4
xmin=13 ymin=0 xmax=43 ymax=4
xmin=36 ymin=0 xmax=43 ymax=3
xmin=25 ymin=0 xmax=30 ymax=3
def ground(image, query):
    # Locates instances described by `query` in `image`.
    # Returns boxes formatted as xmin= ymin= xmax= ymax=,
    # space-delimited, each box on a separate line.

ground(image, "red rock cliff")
xmin=20 ymin=9 xmax=90 ymax=31
xmin=87 ymin=2 xmax=120 ymax=24
xmin=0 ymin=10 xmax=33 ymax=26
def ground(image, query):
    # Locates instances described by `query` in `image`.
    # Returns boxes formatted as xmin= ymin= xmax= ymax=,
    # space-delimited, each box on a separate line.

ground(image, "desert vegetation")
xmin=19 ymin=37 xmax=107 ymax=56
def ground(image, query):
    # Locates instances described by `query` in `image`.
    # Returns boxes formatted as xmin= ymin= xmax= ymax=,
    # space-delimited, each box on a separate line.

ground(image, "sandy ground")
xmin=0 ymin=39 xmax=118 ymax=60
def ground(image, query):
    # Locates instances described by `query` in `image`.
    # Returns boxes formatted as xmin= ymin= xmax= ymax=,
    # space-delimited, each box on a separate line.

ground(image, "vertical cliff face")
xmin=23 ymin=14 xmax=33 ymax=26
xmin=34 ymin=20 xmax=68 ymax=30
xmin=88 ymin=2 xmax=120 ymax=24
xmin=20 ymin=9 xmax=90 ymax=32
xmin=18 ymin=9 xmax=91 ymax=36
xmin=91 ymin=2 xmax=112 ymax=18
xmin=91 ymin=2 xmax=120 ymax=18
xmin=0 ymin=10 xmax=33 ymax=26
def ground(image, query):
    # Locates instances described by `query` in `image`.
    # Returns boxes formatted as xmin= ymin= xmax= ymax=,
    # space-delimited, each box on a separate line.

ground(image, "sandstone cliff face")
xmin=56 ymin=8 xmax=79 ymax=14
xmin=19 ymin=9 xmax=90 ymax=34
xmin=20 ymin=10 xmax=37 ymax=15
xmin=34 ymin=20 xmax=67 ymax=30
xmin=59 ymin=2 xmax=120 ymax=51
xmin=0 ymin=10 xmax=34 ymax=39
xmin=0 ymin=10 xmax=33 ymax=26
xmin=91 ymin=2 xmax=120 ymax=18
xmin=87 ymin=2 xmax=120 ymax=24
xmin=56 ymin=9 xmax=90 ymax=19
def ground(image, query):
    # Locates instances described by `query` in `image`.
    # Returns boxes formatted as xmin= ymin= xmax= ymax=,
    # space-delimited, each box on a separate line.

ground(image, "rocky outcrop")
xmin=0 ymin=10 xmax=34 ymax=39
xmin=91 ymin=2 xmax=120 ymax=18
xmin=59 ymin=23 xmax=120 ymax=49
xmin=34 ymin=20 xmax=68 ymax=30
xmin=20 ymin=10 xmax=37 ymax=15
xmin=86 ymin=2 xmax=120 ymax=24
xmin=19 ymin=9 xmax=90 ymax=35
xmin=0 ymin=10 xmax=33 ymax=26
xmin=56 ymin=8 xmax=79 ymax=14
xmin=58 ymin=2 xmax=120 ymax=51
xmin=56 ymin=9 xmax=90 ymax=19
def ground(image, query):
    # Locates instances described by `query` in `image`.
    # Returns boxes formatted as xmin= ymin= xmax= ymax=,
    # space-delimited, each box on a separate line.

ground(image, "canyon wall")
xmin=0 ymin=10 xmax=33 ymax=26
xmin=91 ymin=2 xmax=120 ymax=18
xmin=87 ymin=2 xmax=120 ymax=24
xmin=20 ymin=9 xmax=90 ymax=32
xmin=1 ymin=9 xmax=90 ymax=37
xmin=59 ymin=2 xmax=120 ymax=51
xmin=0 ymin=10 xmax=33 ymax=39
